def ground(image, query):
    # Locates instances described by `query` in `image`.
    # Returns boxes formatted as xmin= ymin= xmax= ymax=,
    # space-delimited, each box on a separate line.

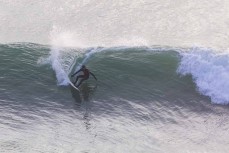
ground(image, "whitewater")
xmin=1 ymin=0 xmax=229 ymax=153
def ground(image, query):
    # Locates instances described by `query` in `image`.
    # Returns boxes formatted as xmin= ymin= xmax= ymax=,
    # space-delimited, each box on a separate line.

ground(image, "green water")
xmin=0 ymin=43 xmax=229 ymax=153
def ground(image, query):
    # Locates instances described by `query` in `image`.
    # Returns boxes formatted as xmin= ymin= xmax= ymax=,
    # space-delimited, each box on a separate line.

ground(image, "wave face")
xmin=1 ymin=0 xmax=229 ymax=48
xmin=1 ymin=44 xmax=229 ymax=153
xmin=43 ymin=45 xmax=229 ymax=105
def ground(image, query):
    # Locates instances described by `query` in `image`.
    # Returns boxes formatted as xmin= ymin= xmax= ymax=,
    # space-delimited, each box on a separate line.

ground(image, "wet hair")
xmin=81 ymin=65 xmax=86 ymax=69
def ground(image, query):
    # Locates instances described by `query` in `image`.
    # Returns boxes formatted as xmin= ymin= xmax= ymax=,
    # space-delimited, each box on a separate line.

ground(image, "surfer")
xmin=71 ymin=65 xmax=97 ymax=87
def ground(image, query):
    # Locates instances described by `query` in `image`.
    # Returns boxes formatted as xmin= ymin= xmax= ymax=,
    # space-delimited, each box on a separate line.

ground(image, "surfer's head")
xmin=81 ymin=65 xmax=86 ymax=69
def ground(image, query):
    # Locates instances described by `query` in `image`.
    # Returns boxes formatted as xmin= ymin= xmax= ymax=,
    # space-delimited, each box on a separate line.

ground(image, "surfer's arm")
xmin=71 ymin=68 xmax=82 ymax=77
xmin=90 ymin=72 xmax=97 ymax=80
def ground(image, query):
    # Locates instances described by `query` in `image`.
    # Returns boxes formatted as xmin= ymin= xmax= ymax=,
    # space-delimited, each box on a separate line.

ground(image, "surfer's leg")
xmin=74 ymin=75 xmax=84 ymax=85
xmin=76 ymin=78 xmax=86 ymax=88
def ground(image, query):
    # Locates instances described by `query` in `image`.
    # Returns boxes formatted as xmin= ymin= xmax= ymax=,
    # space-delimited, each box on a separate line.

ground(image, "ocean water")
xmin=1 ymin=1 xmax=229 ymax=153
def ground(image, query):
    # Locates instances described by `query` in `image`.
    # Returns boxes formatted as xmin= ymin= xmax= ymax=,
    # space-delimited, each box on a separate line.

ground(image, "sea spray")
xmin=49 ymin=47 xmax=70 ymax=85
xmin=37 ymin=46 xmax=79 ymax=86
xmin=47 ymin=28 xmax=86 ymax=85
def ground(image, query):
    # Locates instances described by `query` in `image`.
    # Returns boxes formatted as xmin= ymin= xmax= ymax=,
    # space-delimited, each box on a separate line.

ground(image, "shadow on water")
xmin=70 ymin=82 xmax=97 ymax=129
xmin=70 ymin=87 xmax=82 ymax=104
xmin=81 ymin=83 xmax=98 ymax=101
xmin=70 ymin=82 xmax=98 ymax=104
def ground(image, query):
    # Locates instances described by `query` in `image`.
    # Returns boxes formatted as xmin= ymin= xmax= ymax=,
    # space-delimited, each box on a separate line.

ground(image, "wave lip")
xmin=177 ymin=47 xmax=229 ymax=104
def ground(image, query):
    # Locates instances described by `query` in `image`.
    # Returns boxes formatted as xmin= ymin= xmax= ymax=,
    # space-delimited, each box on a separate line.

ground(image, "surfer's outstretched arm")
xmin=90 ymin=72 xmax=97 ymax=80
xmin=71 ymin=68 xmax=82 ymax=77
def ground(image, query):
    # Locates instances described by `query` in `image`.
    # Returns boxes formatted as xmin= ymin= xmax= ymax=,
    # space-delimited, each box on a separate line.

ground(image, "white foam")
xmin=36 ymin=44 xmax=71 ymax=86
xmin=177 ymin=47 xmax=229 ymax=104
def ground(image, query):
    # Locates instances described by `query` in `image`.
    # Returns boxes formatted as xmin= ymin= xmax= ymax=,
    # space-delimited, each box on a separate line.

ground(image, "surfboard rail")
xmin=69 ymin=81 xmax=80 ymax=91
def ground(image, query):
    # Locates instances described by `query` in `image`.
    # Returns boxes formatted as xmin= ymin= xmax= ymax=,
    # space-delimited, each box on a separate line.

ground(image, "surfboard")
xmin=69 ymin=81 xmax=80 ymax=91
